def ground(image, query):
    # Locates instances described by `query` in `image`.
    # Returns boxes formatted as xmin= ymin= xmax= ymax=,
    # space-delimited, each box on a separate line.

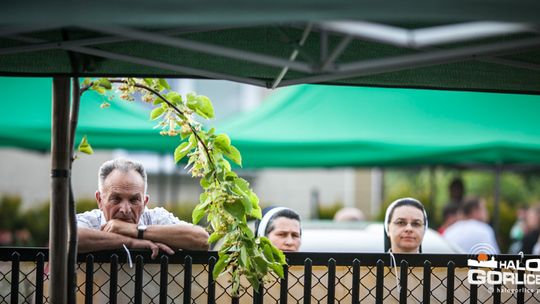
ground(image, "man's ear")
xmin=144 ymin=195 xmax=149 ymax=207
xmin=95 ymin=191 xmax=103 ymax=209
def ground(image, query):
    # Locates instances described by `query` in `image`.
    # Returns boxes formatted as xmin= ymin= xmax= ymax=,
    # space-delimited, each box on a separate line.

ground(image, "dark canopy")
xmin=219 ymin=85 xmax=540 ymax=168
xmin=1 ymin=1 xmax=540 ymax=93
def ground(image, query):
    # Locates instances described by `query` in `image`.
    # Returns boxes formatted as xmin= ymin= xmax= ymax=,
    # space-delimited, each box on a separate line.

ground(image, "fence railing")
xmin=1 ymin=247 xmax=538 ymax=303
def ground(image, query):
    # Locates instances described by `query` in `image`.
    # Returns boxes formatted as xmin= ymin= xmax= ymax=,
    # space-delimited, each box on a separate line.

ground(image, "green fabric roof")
xmin=0 ymin=77 xmax=178 ymax=152
xmin=218 ymin=85 xmax=540 ymax=168
xmin=0 ymin=3 xmax=539 ymax=93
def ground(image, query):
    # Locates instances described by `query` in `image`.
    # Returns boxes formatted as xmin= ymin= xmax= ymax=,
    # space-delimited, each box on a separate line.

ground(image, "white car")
xmin=299 ymin=220 xmax=464 ymax=253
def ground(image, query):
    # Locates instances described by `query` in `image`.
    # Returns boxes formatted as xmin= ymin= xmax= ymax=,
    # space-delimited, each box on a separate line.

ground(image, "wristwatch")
xmin=137 ymin=224 xmax=147 ymax=239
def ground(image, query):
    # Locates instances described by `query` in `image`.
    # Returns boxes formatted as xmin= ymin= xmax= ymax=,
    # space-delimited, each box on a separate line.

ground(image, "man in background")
xmin=444 ymin=198 xmax=500 ymax=253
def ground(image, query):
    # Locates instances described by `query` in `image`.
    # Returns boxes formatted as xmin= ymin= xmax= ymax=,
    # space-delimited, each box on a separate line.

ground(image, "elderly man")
xmin=77 ymin=158 xmax=209 ymax=258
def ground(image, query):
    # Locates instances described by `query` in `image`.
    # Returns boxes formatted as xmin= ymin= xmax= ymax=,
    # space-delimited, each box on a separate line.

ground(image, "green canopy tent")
xmin=0 ymin=77 xmax=178 ymax=151
xmin=1 ymin=1 xmax=540 ymax=93
xmin=219 ymin=85 xmax=540 ymax=168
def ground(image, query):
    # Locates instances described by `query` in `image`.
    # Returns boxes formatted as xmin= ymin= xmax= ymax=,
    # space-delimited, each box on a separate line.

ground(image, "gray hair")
xmin=98 ymin=158 xmax=147 ymax=195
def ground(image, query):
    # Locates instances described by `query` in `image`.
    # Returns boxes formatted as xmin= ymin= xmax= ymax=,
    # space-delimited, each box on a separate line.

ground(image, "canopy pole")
xmin=50 ymin=77 xmax=71 ymax=304
xmin=493 ymin=165 xmax=502 ymax=238
xmin=67 ymin=77 xmax=81 ymax=304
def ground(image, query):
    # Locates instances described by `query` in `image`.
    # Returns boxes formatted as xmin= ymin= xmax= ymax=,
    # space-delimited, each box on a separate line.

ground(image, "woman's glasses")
xmin=392 ymin=219 xmax=424 ymax=229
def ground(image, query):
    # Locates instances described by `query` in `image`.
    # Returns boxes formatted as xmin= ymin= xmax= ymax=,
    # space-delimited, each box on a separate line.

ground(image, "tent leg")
xmin=50 ymin=77 xmax=71 ymax=304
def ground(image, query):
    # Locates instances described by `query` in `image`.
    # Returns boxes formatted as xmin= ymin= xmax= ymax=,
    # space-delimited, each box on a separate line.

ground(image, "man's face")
xmin=96 ymin=169 xmax=148 ymax=223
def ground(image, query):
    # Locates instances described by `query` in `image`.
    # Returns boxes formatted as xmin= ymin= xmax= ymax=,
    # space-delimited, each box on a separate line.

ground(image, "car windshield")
xmin=300 ymin=220 xmax=463 ymax=253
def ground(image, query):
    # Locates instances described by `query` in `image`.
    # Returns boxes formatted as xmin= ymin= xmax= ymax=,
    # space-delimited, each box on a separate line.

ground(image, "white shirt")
xmin=443 ymin=219 xmax=500 ymax=254
xmin=77 ymin=207 xmax=189 ymax=229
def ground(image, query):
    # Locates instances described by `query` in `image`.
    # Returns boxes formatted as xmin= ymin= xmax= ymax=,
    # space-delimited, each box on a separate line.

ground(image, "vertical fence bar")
xmin=208 ymin=256 xmax=216 ymax=304
xmin=304 ymin=258 xmax=313 ymax=304
xmin=351 ymin=259 xmax=360 ymax=304
xmin=422 ymin=261 xmax=431 ymax=304
xmin=327 ymin=258 xmax=336 ymax=304
xmin=280 ymin=263 xmax=289 ymax=304
xmin=35 ymin=252 xmax=45 ymax=304
xmin=253 ymin=281 xmax=264 ymax=304
xmin=134 ymin=255 xmax=144 ymax=304
xmin=492 ymin=277 xmax=501 ymax=304
xmin=109 ymin=254 xmax=118 ymax=304
xmin=469 ymin=267 xmax=478 ymax=304
xmin=159 ymin=255 xmax=169 ymax=304
xmin=184 ymin=255 xmax=193 ymax=304
xmin=399 ymin=260 xmax=408 ymax=304
xmin=85 ymin=254 xmax=94 ymax=304
xmin=375 ymin=260 xmax=384 ymax=304
xmin=517 ymin=270 xmax=524 ymax=304
xmin=11 ymin=252 xmax=20 ymax=304
xmin=446 ymin=261 xmax=454 ymax=304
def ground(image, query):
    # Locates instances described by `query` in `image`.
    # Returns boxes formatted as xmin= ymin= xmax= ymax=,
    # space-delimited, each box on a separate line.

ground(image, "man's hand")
xmin=101 ymin=219 xmax=137 ymax=238
xmin=129 ymin=238 xmax=175 ymax=259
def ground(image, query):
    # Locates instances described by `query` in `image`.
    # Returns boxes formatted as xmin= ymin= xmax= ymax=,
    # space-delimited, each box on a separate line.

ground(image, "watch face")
xmin=138 ymin=225 xmax=147 ymax=231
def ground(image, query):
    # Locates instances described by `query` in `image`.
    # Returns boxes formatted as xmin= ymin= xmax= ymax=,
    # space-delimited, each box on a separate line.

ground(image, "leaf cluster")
xmin=83 ymin=77 xmax=285 ymax=296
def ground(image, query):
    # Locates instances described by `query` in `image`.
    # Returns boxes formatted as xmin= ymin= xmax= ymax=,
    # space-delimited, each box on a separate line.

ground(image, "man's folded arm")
xmin=142 ymin=224 xmax=210 ymax=251
xmin=77 ymin=227 xmax=135 ymax=253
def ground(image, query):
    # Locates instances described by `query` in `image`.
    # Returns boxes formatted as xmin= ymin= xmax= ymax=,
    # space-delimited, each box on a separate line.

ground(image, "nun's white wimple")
xmin=256 ymin=207 xmax=289 ymax=237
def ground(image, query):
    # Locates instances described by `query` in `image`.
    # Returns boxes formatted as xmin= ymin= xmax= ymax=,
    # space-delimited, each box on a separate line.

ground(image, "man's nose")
xmin=118 ymin=201 xmax=131 ymax=214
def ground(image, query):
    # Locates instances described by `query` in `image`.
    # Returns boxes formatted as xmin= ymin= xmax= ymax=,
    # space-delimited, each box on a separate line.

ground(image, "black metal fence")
xmin=1 ymin=247 xmax=539 ymax=303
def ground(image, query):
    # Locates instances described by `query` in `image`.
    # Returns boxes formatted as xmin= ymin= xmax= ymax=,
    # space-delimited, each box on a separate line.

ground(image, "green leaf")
xmin=150 ymin=107 xmax=166 ymax=120
xmin=208 ymin=231 xmax=225 ymax=244
xmin=192 ymin=202 xmax=208 ymax=224
xmin=272 ymin=244 xmax=287 ymax=265
xmin=269 ymin=262 xmax=284 ymax=278
xmin=82 ymin=78 xmax=92 ymax=86
xmin=94 ymin=86 xmax=107 ymax=95
xmin=223 ymin=201 xmax=245 ymax=220
xmin=174 ymin=141 xmax=191 ymax=163
xmin=199 ymin=192 xmax=208 ymax=205
xmin=239 ymin=223 xmax=254 ymax=239
xmin=212 ymin=254 xmax=229 ymax=279
xmin=195 ymin=95 xmax=214 ymax=119
xmin=187 ymin=94 xmax=215 ymax=119
xmin=98 ymin=78 xmax=112 ymax=89
xmin=262 ymin=243 xmax=275 ymax=263
xmin=166 ymin=91 xmax=182 ymax=105
xmin=77 ymin=135 xmax=94 ymax=155
xmin=246 ymin=275 xmax=261 ymax=292
xmin=143 ymin=78 xmax=154 ymax=86
xmin=250 ymin=204 xmax=262 ymax=219
xmin=200 ymin=176 xmax=211 ymax=188
xmin=224 ymin=145 xmax=242 ymax=166
xmin=188 ymin=134 xmax=197 ymax=147
xmin=253 ymin=256 xmax=268 ymax=275
xmin=214 ymin=134 xmax=231 ymax=153
xmin=153 ymin=98 xmax=165 ymax=105
xmin=158 ymin=78 xmax=171 ymax=90
xmin=180 ymin=130 xmax=191 ymax=140
xmin=240 ymin=246 xmax=249 ymax=267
